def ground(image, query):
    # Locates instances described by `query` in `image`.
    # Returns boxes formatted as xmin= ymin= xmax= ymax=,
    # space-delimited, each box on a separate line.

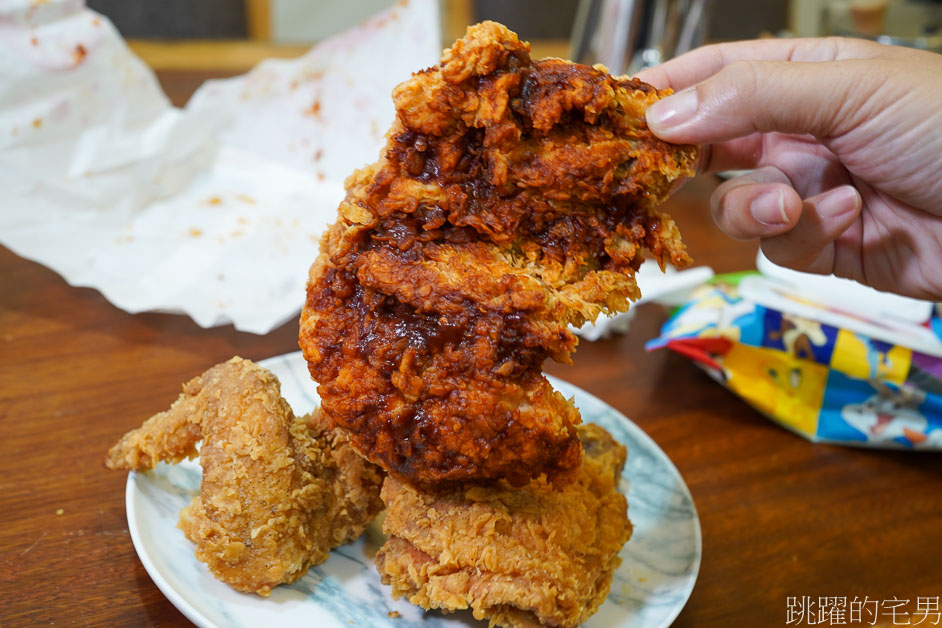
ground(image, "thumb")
xmin=645 ymin=59 xmax=875 ymax=144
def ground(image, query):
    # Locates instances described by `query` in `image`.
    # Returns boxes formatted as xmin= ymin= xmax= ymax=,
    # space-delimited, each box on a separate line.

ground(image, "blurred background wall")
xmin=86 ymin=0 xmax=792 ymax=42
xmin=87 ymin=0 xmax=941 ymax=68
xmin=87 ymin=0 xmax=251 ymax=38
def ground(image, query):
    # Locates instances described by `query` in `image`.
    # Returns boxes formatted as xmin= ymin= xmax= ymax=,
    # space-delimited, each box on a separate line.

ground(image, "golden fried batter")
xmin=105 ymin=357 xmax=384 ymax=596
xmin=299 ymin=21 xmax=696 ymax=486
xmin=375 ymin=423 xmax=632 ymax=628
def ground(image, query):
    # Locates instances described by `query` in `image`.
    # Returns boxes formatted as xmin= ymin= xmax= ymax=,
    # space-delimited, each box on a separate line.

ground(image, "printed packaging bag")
xmin=647 ymin=272 xmax=942 ymax=448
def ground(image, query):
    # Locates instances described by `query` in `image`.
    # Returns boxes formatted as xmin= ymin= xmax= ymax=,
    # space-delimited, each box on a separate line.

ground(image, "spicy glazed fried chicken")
xmin=105 ymin=357 xmax=384 ymax=596
xmin=299 ymin=21 xmax=696 ymax=487
xmin=375 ymin=423 xmax=632 ymax=628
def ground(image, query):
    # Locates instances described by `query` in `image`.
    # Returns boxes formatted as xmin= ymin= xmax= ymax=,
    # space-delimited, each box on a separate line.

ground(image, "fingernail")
xmin=817 ymin=185 xmax=861 ymax=218
xmin=647 ymin=88 xmax=698 ymax=131
xmin=751 ymin=189 xmax=789 ymax=226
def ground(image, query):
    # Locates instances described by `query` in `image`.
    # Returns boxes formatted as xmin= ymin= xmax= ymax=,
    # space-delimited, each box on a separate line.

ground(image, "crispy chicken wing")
xmin=299 ymin=21 xmax=696 ymax=486
xmin=375 ymin=423 xmax=632 ymax=628
xmin=105 ymin=356 xmax=384 ymax=596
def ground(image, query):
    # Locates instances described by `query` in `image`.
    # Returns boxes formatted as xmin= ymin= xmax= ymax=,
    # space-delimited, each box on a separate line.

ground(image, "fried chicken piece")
xmin=375 ymin=423 xmax=632 ymax=628
xmin=105 ymin=356 xmax=384 ymax=596
xmin=299 ymin=21 xmax=696 ymax=487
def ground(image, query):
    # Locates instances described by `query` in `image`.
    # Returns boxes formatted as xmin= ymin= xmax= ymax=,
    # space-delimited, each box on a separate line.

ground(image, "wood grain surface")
xmin=2 ymin=70 xmax=941 ymax=628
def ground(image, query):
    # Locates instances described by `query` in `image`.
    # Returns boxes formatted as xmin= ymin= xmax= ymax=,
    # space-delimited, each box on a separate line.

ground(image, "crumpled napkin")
xmin=0 ymin=0 xmax=440 ymax=333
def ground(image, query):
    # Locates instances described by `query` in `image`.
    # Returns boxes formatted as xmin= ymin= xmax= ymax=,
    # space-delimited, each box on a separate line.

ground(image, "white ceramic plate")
xmin=126 ymin=351 xmax=701 ymax=628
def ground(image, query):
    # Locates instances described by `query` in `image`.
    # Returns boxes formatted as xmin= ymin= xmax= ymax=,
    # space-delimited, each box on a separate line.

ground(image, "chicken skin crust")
xmin=105 ymin=357 xmax=384 ymax=596
xmin=375 ymin=423 xmax=632 ymax=628
xmin=299 ymin=21 xmax=696 ymax=487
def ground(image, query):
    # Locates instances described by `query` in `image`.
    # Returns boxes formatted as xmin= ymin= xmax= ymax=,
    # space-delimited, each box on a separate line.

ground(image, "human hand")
xmin=636 ymin=38 xmax=942 ymax=300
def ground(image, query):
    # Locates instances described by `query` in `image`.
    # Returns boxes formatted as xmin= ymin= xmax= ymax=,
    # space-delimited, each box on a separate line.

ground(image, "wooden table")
xmin=3 ymin=69 xmax=941 ymax=628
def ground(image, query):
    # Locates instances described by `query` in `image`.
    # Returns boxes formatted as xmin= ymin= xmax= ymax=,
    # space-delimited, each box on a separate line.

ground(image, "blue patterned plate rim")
xmin=126 ymin=351 xmax=701 ymax=628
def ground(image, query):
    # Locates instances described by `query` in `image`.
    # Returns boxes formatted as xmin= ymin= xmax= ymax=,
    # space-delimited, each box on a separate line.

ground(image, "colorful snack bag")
xmin=647 ymin=274 xmax=942 ymax=448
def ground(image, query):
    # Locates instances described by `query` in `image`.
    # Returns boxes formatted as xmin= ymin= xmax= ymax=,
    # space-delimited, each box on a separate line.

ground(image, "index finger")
xmin=635 ymin=37 xmax=884 ymax=91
